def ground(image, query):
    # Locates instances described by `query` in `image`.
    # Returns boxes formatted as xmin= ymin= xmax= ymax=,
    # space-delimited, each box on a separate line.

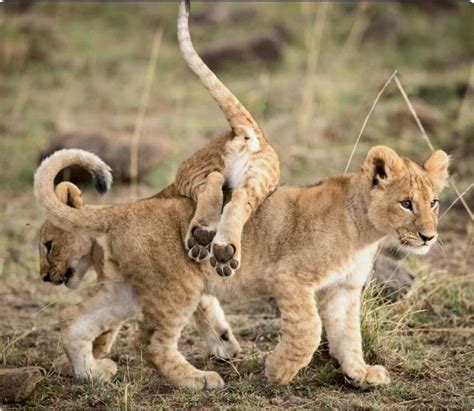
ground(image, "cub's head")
xmin=363 ymin=146 xmax=449 ymax=255
xmin=39 ymin=182 xmax=93 ymax=289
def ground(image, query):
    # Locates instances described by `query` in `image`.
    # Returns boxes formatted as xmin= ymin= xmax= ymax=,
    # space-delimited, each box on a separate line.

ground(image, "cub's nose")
xmin=43 ymin=272 xmax=51 ymax=282
xmin=418 ymin=232 xmax=435 ymax=243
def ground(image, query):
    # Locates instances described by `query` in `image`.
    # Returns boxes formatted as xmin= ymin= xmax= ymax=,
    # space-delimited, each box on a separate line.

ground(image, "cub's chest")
xmin=317 ymin=244 xmax=380 ymax=291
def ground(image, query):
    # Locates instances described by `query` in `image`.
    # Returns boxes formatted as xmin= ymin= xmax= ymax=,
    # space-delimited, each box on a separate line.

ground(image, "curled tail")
xmin=178 ymin=0 xmax=265 ymax=144
xmin=34 ymin=149 xmax=112 ymax=232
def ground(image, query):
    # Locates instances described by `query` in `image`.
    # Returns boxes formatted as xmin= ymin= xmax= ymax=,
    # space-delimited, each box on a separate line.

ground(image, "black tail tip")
xmin=93 ymin=172 xmax=109 ymax=195
xmin=185 ymin=0 xmax=190 ymax=13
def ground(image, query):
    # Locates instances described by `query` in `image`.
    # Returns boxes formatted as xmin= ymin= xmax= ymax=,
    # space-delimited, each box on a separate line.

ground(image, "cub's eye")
xmin=44 ymin=241 xmax=53 ymax=254
xmin=400 ymin=200 xmax=413 ymax=210
xmin=431 ymin=199 xmax=439 ymax=209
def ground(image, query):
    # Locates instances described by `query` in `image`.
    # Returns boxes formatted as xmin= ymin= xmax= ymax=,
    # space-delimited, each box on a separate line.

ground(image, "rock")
xmin=391 ymin=99 xmax=443 ymax=132
xmin=398 ymin=0 xmax=458 ymax=12
xmin=364 ymin=10 xmax=401 ymax=41
xmin=38 ymin=131 xmax=172 ymax=183
xmin=201 ymin=29 xmax=284 ymax=71
xmin=3 ymin=0 xmax=35 ymax=14
xmin=0 ymin=367 xmax=45 ymax=403
xmin=191 ymin=4 xmax=257 ymax=26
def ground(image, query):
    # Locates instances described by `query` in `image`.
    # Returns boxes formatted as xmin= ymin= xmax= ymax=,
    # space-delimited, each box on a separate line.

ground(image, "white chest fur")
xmin=317 ymin=242 xmax=380 ymax=291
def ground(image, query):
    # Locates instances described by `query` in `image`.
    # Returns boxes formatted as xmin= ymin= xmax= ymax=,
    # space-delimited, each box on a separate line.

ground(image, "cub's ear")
xmin=55 ymin=182 xmax=83 ymax=209
xmin=362 ymin=145 xmax=404 ymax=187
xmin=423 ymin=150 xmax=450 ymax=193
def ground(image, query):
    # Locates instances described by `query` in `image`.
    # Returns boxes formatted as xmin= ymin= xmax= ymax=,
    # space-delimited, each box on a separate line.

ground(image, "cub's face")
xmin=38 ymin=182 xmax=92 ymax=289
xmin=39 ymin=220 xmax=92 ymax=289
xmin=364 ymin=147 xmax=449 ymax=255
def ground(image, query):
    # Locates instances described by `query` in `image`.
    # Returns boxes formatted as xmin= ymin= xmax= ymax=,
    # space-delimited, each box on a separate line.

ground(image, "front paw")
xmin=92 ymin=359 xmax=118 ymax=382
xmin=345 ymin=364 xmax=390 ymax=389
xmin=178 ymin=370 xmax=225 ymax=390
xmin=53 ymin=354 xmax=74 ymax=377
xmin=265 ymin=352 xmax=301 ymax=385
xmin=210 ymin=243 xmax=239 ymax=277
xmin=185 ymin=226 xmax=215 ymax=262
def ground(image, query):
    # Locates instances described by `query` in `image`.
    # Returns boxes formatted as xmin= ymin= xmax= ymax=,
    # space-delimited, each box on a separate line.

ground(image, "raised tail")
xmin=178 ymin=0 xmax=265 ymax=145
xmin=34 ymin=149 xmax=113 ymax=232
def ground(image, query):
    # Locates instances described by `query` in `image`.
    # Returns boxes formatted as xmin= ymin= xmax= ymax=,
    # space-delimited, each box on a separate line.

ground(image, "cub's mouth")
xmin=43 ymin=267 xmax=75 ymax=286
xmin=64 ymin=267 xmax=75 ymax=285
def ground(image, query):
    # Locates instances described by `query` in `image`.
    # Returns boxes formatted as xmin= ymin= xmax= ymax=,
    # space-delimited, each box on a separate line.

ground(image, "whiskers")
xmin=430 ymin=237 xmax=447 ymax=260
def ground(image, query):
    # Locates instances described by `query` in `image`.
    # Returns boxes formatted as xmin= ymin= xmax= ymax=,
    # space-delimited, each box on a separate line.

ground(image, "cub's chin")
xmin=399 ymin=243 xmax=431 ymax=256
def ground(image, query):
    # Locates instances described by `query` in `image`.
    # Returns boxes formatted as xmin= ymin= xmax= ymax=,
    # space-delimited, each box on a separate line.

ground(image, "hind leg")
xmin=54 ymin=323 xmax=123 ymax=377
xmin=185 ymin=172 xmax=224 ymax=262
xmin=193 ymin=294 xmax=241 ymax=360
xmin=211 ymin=188 xmax=252 ymax=277
xmin=92 ymin=323 xmax=123 ymax=359
xmin=141 ymin=278 xmax=224 ymax=390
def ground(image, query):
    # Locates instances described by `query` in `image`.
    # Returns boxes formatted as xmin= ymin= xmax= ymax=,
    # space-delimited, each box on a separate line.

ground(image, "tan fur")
xmin=34 ymin=146 xmax=449 ymax=389
xmin=39 ymin=183 xmax=241 ymax=379
xmin=175 ymin=0 xmax=280 ymax=276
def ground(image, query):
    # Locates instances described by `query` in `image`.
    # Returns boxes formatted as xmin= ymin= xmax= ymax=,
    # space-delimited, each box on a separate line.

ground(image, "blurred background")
xmin=0 ymin=2 xmax=473 ymax=408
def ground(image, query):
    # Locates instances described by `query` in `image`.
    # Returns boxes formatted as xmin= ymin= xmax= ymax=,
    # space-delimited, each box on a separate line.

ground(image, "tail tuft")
xmin=93 ymin=171 xmax=112 ymax=195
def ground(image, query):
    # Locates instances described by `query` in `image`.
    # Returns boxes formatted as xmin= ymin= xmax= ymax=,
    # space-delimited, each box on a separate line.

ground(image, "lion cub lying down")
xmin=35 ymin=146 xmax=449 ymax=389
xmin=39 ymin=182 xmax=241 ymax=378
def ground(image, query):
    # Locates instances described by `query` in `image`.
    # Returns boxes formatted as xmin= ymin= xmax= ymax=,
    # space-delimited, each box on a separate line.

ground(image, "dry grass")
xmin=129 ymin=29 xmax=163 ymax=200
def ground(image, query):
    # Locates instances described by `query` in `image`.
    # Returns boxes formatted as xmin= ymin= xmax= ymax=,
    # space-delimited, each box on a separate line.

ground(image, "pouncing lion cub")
xmin=167 ymin=0 xmax=280 ymax=277
xmin=39 ymin=181 xmax=241 ymax=379
xmin=34 ymin=145 xmax=449 ymax=389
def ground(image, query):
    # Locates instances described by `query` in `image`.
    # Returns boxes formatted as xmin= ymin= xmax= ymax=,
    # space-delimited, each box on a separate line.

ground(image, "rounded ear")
xmin=423 ymin=150 xmax=450 ymax=193
xmin=362 ymin=145 xmax=404 ymax=187
xmin=55 ymin=182 xmax=83 ymax=209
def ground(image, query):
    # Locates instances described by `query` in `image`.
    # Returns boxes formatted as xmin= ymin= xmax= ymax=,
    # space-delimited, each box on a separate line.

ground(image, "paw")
xmin=210 ymin=243 xmax=239 ymax=277
xmin=265 ymin=353 xmax=301 ymax=385
xmin=179 ymin=371 xmax=225 ymax=390
xmin=208 ymin=329 xmax=242 ymax=360
xmin=345 ymin=364 xmax=390 ymax=389
xmin=89 ymin=359 xmax=118 ymax=382
xmin=53 ymin=354 xmax=74 ymax=377
xmin=186 ymin=226 xmax=215 ymax=262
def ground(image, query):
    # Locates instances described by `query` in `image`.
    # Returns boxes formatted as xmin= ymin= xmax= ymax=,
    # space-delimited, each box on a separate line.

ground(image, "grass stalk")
xmin=129 ymin=28 xmax=163 ymax=200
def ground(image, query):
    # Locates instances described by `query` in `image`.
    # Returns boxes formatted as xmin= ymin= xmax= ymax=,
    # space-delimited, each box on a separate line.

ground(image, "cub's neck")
xmin=299 ymin=172 xmax=384 ymax=251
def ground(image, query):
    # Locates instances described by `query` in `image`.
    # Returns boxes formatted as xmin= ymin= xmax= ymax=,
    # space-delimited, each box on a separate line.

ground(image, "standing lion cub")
xmin=34 ymin=145 xmax=449 ymax=390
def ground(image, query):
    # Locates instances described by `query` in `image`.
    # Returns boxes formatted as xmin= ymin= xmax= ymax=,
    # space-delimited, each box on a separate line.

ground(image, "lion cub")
xmin=39 ymin=182 xmax=241 ymax=377
xmin=171 ymin=0 xmax=280 ymax=277
xmin=35 ymin=146 xmax=449 ymax=389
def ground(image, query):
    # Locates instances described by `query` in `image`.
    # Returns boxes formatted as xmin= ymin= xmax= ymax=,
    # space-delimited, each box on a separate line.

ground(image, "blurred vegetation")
xmin=0 ymin=2 xmax=472 ymax=192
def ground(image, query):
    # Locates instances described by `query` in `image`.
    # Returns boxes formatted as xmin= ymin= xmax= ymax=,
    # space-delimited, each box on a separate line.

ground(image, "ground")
xmin=1 ymin=2 xmax=473 ymax=409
